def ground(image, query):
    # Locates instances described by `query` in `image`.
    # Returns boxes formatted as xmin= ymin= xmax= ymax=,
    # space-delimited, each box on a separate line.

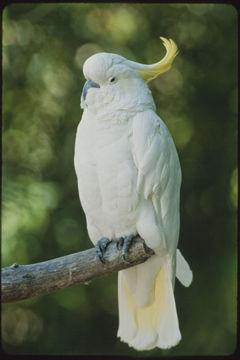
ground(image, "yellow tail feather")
xmin=118 ymin=261 xmax=181 ymax=350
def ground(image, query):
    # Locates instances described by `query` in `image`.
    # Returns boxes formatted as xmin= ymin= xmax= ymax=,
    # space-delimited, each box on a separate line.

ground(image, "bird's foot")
xmin=96 ymin=237 xmax=112 ymax=263
xmin=116 ymin=235 xmax=134 ymax=264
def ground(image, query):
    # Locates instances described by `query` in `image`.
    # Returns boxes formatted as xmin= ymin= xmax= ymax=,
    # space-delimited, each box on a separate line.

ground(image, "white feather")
xmin=74 ymin=51 xmax=192 ymax=351
xmin=176 ymin=249 xmax=193 ymax=287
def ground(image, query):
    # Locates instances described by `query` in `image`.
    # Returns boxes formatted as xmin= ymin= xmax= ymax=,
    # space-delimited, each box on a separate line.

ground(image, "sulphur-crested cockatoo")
xmin=74 ymin=37 xmax=193 ymax=351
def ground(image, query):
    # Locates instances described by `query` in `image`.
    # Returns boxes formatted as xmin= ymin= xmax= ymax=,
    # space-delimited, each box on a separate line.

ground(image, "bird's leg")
xmin=121 ymin=235 xmax=134 ymax=264
xmin=95 ymin=237 xmax=112 ymax=263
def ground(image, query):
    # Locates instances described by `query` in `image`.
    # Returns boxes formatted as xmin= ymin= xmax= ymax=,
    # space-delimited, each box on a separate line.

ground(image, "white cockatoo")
xmin=74 ymin=37 xmax=193 ymax=351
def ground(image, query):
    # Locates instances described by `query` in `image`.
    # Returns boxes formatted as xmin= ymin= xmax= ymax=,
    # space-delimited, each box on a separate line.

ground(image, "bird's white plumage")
xmin=74 ymin=39 xmax=192 ymax=351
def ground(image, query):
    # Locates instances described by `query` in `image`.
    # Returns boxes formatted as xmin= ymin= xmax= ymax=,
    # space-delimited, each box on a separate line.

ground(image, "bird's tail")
xmin=117 ymin=259 xmax=181 ymax=351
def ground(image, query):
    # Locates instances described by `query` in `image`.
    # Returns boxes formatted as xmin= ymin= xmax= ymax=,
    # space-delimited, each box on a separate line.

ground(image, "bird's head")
xmin=80 ymin=37 xmax=178 ymax=112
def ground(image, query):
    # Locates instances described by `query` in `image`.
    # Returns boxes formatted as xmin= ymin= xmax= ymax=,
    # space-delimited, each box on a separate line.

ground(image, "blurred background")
xmin=2 ymin=3 xmax=237 ymax=356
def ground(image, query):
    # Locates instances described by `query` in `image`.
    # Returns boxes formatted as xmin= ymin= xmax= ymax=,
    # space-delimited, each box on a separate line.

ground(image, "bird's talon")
xmin=116 ymin=237 xmax=124 ymax=250
xmin=122 ymin=254 xmax=131 ymax=265
xmin=116 ymin=235 xmax=134 ymax=264
xmin=95 ymin=237 xmax=112 ymax=263
xmin=96 ymin=245 xmax=105 ymax=263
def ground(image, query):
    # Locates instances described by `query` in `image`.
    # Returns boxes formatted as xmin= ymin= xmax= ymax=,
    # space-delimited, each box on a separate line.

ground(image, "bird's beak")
xmin=82 ymin=79 xmax=100 ymax=101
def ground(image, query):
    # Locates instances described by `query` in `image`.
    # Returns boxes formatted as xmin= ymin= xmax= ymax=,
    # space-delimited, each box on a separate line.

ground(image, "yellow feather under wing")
xmin=117 ymin=261 xmax=181 ymax=350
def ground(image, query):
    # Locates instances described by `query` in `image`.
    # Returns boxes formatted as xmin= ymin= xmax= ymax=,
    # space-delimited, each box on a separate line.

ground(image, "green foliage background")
xmin=2 ymin=3 xmax=237 ymax=356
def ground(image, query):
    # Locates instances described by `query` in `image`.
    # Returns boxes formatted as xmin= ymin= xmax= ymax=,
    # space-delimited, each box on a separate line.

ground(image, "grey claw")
xmin=122 ymin=253 xmax=131 ymax=265
xmin=116 ymin=237 xmax=124 ymax=250
xmin=96 ymin=237 xmax=112 ymax=263
xmin=121 ymin=235 xmax=134 ymax=264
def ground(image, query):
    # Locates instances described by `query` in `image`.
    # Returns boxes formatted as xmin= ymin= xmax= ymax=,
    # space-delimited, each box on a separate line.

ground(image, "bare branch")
xmin=1 ymin=237 xmax=154 ymax=303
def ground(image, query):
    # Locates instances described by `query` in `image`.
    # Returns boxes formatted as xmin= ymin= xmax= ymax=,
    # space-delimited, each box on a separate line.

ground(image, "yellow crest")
xmin=135 ymin=37 xmax=179 ymax=82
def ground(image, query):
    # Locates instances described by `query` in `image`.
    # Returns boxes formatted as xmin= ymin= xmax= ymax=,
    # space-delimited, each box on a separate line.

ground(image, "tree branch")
xmin=1 ymin=237 xmax=154 ymax=303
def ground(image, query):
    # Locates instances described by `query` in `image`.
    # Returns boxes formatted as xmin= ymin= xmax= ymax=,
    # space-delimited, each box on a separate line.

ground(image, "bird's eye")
xmin=110 ymin=77 xmax=116 ymax=83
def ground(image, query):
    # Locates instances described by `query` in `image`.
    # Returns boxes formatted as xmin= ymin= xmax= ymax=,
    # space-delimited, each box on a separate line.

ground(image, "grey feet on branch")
xmin=96 ymin=235 xmax=135 ymax=264
xmin=96 ymin=235 xmax=155 ymax=264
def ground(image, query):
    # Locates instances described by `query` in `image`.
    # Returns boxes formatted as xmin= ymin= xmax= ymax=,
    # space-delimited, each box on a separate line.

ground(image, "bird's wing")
xmin=131 ymin=109 xmax=181 ymax=252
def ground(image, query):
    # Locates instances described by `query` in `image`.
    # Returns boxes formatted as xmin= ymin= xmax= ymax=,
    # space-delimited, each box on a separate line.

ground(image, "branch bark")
xmin=1 ymin=237 xmax=154 ymax=303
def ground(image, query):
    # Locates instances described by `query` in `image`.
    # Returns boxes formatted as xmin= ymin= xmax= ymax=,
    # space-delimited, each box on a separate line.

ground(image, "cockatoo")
xmin=74 ymin=37 xmax=193 ymax=351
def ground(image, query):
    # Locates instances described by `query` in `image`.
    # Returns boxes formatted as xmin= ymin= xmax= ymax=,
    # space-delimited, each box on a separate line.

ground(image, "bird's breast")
xmin=75 ymin=112 xmax=140 ymax=238
xmin=94 ymin=120 xmax=139 ymax=212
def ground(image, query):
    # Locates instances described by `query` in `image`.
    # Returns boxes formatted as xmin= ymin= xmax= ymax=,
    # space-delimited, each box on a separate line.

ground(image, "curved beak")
xmin=82 ymin=79 xmax=100 ymax=101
